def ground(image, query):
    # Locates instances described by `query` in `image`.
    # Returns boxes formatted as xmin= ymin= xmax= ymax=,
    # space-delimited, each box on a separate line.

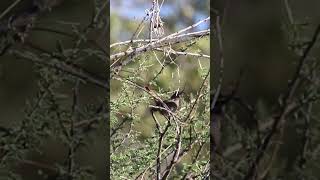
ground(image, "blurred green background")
xmin=212 ymin=0 xmax=320 ymax=179
xmin=0 ymin=0 xmax=107 ymax=179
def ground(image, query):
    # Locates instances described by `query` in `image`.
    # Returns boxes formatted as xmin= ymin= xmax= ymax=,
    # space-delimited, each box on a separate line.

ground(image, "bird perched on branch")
xmin=7 ymin=6 xmax=40 ymax=43
xmin=5 ymin=0 xmax=63 ymax=43
xmin=148 ymin=88 xmax=183 ymax=120
xmin=211 ymin=80 xmax=241 ymax=153
xmin=152 ymin=90 xmax=183 ymax=118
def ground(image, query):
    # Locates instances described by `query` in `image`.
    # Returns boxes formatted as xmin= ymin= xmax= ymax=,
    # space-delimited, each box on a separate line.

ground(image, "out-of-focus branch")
xmin=12 ymin=50 xmax=108 ymax=89
xmin=0 ymin=0 xmax=22 ymax=20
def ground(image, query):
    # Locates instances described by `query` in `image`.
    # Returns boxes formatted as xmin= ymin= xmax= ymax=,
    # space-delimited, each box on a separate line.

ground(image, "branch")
xmin=111 ymin=39 xmax=158 ymax=48
xmin=111 ymin=29 xmax=209 ymax=62
xmin=0 ymin=0 xmax=22 ymax=20
xmin=11 ymin=50 xmax=108 ymax=89
xmin=161 ymin=126 xmax=183 ymax=179
xmin=110 ymin=17 xmax=210 ymax=67
xmin=184 ymin=69 xmax=210 ymax=122
xmin=154 ymin=48 xmax=210 ymax=59
xmin=211 ymin=16 xmax=224 ymax=110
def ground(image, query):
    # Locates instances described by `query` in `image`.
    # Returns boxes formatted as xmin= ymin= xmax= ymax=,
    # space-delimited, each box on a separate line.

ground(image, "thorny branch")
xmin=110 ymin=29 xmax=209 ymax=62
xmin=0 ymin=1 xmax=108 ymax=179
xmin=110 ymin=17 xmax=210 ymax=71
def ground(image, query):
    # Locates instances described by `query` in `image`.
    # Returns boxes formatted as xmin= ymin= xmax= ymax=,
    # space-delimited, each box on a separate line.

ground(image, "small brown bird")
xmin=151 ymin=90 xmax=183 ymax=119
xmin=8 ymin=6 xmax=39 ymax=42
xmin=211 ymin=91 xmax=235 ymax=154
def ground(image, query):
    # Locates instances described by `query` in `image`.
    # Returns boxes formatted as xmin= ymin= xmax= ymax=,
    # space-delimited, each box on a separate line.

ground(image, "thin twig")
xmin=161 ymin=126 xmax=182 ymax=179
xmin=184 ymin=69 xmax=210 ymax=122
xmin=211 ymin=16 xmax=224 ymax=110
xmin=67 ymin=80 xmax=80 ymax=180
xmin=283 ymin=0 xmax=294 ymax=25
xmin=111 ymin=39 xmax=158 ymax=48
xmin=154 ymin=48 xmax=210 ymax=59
xmin=12 ymin=50 xmax=108 ymax=89
xmin=0 ymin=0 xmax=22 ymax=20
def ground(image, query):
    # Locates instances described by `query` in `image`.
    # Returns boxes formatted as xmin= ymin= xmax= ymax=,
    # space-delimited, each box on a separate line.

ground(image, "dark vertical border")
xmin=106 ymin=0 xmax=110 ymax=179
xmin=210 ymin=1 xmax=216 ymax=179
xmin=210 ymin=1 xmax=225 ymax=179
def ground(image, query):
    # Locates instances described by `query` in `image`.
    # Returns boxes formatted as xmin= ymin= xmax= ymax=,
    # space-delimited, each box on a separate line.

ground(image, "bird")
xmin=151 ymin=90 xmax=183 ymax=119
xmin=211 ymin=82 xmax=239 ymax=153
xmin=7 ymin=5 xmax=40 ymax=42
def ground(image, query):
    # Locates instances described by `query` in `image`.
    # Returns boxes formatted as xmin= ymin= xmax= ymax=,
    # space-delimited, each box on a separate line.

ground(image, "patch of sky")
xmin=111 ymin=0 xmax=209 ymax=38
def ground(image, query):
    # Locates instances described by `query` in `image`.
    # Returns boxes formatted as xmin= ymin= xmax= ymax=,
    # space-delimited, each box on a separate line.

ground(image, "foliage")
xmin=0 ymin=0 xmax=107 ymax=179
xmin=211 ymin=1 xmax=320 ymax=179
